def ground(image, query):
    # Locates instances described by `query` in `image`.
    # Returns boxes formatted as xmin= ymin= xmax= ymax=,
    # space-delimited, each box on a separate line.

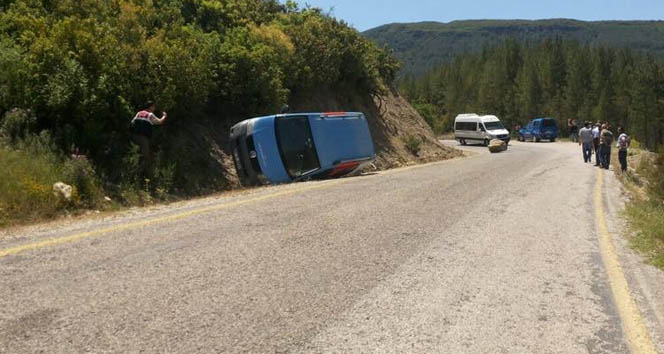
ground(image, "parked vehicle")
xmin=518 ymin=118 xmax=559 ymax=142
xmin=229 ymin=112 xmax=375 ymax=185
xmin=454 ymin=114 xmax=511 ymax=146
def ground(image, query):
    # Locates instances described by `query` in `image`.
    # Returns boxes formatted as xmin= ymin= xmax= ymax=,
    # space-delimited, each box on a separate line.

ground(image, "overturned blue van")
xmin=230 ymin=112 xmax=376 ymax=185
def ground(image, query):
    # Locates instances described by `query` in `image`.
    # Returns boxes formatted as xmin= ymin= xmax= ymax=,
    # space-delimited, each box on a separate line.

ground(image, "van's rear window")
xmin=543 ymin=120 xmax=557 ymax=127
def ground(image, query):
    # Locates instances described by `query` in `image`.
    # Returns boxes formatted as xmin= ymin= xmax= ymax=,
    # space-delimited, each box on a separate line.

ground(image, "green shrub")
xmin=61 ymin=157 xmax=104 ymax=208
xmin=403 ymin=135 xmax=422 ymax=156
xmin=0 ymin=108 xmax=36 ymax=142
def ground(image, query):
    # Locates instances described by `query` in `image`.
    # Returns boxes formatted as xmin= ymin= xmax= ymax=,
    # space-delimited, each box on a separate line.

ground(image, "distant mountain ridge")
xmin=363 ymin=19 xmax=664 ymax=77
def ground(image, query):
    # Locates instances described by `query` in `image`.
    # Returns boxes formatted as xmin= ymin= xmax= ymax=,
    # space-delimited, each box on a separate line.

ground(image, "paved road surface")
xmin=1 ymin=141 xmax=663 ymax=353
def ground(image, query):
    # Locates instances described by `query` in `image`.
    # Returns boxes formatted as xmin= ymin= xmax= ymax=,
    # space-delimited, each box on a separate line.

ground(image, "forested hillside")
xmin=400 ymin=39 xmax=664 ymax=150
xmin=364 ymin=20 xmax=664 ymax=77
xmin=0 ymin=0 xmax=457 ymax=226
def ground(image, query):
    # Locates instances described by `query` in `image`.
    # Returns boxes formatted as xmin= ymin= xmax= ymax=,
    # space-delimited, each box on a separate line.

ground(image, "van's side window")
xmin=455 ymin=122 xmax=477 ymax=131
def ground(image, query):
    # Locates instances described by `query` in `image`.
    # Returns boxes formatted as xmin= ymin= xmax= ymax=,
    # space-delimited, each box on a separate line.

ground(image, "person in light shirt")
xmin=616 ymin=126 xmax=631 ymax=173
xmin=578 ymin=122 xmax=594 ymax=163
xmin=591 ymin=123 xmax=601 ymax=166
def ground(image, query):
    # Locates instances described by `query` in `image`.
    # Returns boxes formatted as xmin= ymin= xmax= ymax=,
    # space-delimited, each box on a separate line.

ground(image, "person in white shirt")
xmin=591 ymin=123 xmax=601 ymax=166
xmin=616 ymin=126 xmax=631 ymax=173
xmin=578 ymin=122 xmax=594 ymax=163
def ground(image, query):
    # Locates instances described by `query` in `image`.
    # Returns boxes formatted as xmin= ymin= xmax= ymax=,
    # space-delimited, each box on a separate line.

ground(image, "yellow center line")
xmin=594 ymin=171 xmax=658 ymax=354
xmin=0 ymin=178 xmax=351 ymax=258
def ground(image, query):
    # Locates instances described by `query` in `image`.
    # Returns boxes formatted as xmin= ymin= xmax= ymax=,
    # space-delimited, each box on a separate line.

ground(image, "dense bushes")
xmin=0 ymin=0 xmax=399 ymax=224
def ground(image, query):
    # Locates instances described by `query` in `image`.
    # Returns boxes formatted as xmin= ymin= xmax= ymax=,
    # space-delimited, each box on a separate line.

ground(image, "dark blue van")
xmin=518 ymin=118 xmax=559 ymax=142
xmin=229 ymin=112 xmax=376 ymax=185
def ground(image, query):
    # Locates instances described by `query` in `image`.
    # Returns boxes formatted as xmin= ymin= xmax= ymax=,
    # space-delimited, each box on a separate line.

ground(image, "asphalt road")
xmin=1 ymin=141 xmax=663 ymax=354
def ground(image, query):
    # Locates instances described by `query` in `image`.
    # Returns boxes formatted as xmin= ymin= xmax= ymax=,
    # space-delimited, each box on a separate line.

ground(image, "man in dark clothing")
xmin=131 ymin=101 xmax=167 ymax=179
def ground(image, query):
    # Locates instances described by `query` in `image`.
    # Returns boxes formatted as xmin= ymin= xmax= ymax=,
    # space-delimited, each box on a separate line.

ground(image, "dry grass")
xmin=0 ymin=145 xmax=104 ymax=227
xmin=617 ymin=146 xmax=664 ymax=270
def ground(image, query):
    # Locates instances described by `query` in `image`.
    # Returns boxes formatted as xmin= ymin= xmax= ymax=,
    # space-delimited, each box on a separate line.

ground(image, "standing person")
xmin=599 ymin=124 xmax=614 ymax=169
xmin=592 ymin=123 xmax=601 ymax=166
xmin=578 ymin=122 xmax=594 ymax=163
xmin=131 ymin=101 xmax=167 ymax=179
xmin=569 ymin=119 xmax=579 ymax=143
xmin=617 ymin=126 xmax=631 ymax=173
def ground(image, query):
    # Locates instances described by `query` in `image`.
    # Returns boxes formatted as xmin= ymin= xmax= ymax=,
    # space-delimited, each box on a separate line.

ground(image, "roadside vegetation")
xmin=621 ymin=148 xmax=664 ymax=269
xmin=0 ymin=0 xmax=399 ymax=226
xmin=400 ymin=39 xmax=664 ymax=151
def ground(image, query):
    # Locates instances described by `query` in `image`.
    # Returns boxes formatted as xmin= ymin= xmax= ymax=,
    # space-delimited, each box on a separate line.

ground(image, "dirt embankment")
xmin=191 ymin=89 xmax=461 ymax=189
xmin=292 ymin=88 xmax=462 ymax=170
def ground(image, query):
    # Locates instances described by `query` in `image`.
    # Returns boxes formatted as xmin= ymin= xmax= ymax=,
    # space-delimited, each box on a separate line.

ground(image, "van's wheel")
xmin=484 ymin=139 xmax=490 ymax=146
xmin=550 ymin=137 xmax=556 ymax=142
xmin=460 ymin=139 xmax=467 ymax=146
xmin=533 ymin=135 xmax=540 ymax=143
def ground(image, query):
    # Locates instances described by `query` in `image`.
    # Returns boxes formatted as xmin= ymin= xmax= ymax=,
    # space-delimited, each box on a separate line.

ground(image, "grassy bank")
xmin=616 ymin=146 xmax=664 ymax=270
xmin=0 ymin=133 xmax=111 ymax=227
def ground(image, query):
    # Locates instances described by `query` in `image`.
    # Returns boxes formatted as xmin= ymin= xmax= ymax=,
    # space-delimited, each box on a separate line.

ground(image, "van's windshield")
xmin=484 ymin=121 xmax=505 ymax=131
xmin=275 ymin=116 xmax=321 ymax=178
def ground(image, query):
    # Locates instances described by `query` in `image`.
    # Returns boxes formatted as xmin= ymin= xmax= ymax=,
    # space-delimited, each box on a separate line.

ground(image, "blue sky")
xmin=292 ymin=0 xmax=664 ymax=31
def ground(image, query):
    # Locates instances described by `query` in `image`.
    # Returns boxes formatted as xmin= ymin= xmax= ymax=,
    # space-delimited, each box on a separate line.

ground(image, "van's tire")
xmin=460 ymin=139 xmax=467 ymax=145
xmin=484 ymin=139 xmax=490 ymax=146
xmin=550 ymin=137 xmax=556 ymax=142
xmin=534 ymin=135 xmax=540 ymax=143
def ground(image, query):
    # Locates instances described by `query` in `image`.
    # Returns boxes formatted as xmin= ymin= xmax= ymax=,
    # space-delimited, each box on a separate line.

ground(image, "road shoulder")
xmin=602 ymin=169 xmax=664 ymax=353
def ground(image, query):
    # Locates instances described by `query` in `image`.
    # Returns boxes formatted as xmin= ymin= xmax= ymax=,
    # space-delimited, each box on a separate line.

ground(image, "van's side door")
xmin=478 ymin=122 xmax=487 ymax=140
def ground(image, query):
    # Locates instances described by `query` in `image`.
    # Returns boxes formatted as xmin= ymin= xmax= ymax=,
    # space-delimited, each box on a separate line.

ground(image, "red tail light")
xmin=323 ymin=112 xmax=347 ymax=117
xmin=329 ymin=161 xmax=360 ymax=177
